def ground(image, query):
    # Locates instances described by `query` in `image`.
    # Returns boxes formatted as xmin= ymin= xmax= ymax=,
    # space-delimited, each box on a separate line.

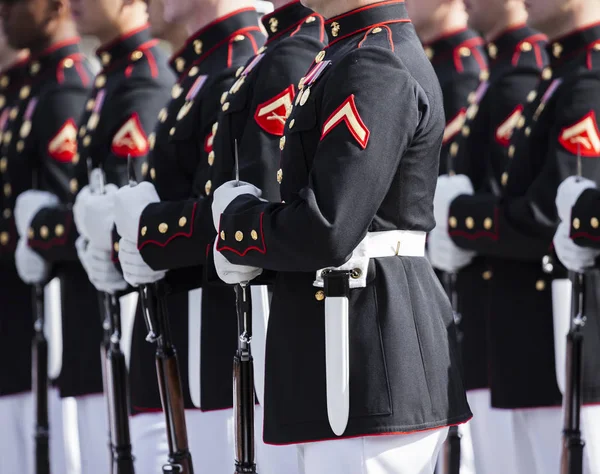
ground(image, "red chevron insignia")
xmin=443 ymin=108 xmax=466 ymax=144
xmin=111 ymin=113 xmax=149 ymax=158
xmin=48 ymin=119 xmax=77 ymax=162
xmin=254 ymin=85 xmax=295 ymax=136
xmin=321 ymin=95 xmax=370 ymax=149
xmin=559 ymin=111 xmax=600 ymax=157
xmin=495 ymin=105 xmax=523 ymax=146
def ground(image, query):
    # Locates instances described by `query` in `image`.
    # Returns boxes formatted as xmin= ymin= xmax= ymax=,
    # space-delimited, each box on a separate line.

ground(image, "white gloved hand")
xmin=118 ymin=237 xmax=166 ymax=287
xmin=76 ymin=236 xmax=128 ymax=293
xmin=113 ymin=182 xmax=160 ymax=242
xmin=433 ymin=174 xmax=474 ymax=231
xmin=428 ymin=228 xmax=475 ymax=273
xmin=213 ymin=239 xmax=263 ymax=284
xmin=14 ymin=190 xmax=60 ymax=237
xmin=212 ymin=180 xmax=263 ymax=231
xmin=15 ymin=238 xmax=50 ymax=284
xmin=555 ymin=176 xmax=596 ymax=222
xmin=73 ymin=184 xmax=119 ymax=250
xmin=553 ymin=220 xmax=600 ymax=272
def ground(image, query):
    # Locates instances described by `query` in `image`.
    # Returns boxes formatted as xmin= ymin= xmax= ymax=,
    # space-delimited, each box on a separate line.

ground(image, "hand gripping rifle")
xmin=560 ymin=144 xmax=586 ymax=474
xmin=232 ymin=141 xmax=258 ymax=474
xmin=127 ymin=156 xmax=194 ymax=474
xmin=86 ymin=159 xmax=135 ymax=474
xmin=29 ymin=170 xmax=50 ymax=474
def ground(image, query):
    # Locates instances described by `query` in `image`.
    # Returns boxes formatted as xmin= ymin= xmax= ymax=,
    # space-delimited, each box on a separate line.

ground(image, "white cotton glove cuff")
xmin=113 ymin=182 xmax=160 ymax=243
xmin=553 ymin=221 xmax=600 ymax=272
xmin=555 ymin=176 xmax=596 ymax=222
xmin=73 ymin=184 xmax=119 ymax=251
xmin=212 ymin=180 xmax=263 ymax=231
xmin=76 ymin=236 xmax=128 ymax=294
xmin=213 ymin=239 xmax=263 ymax=284
xmin=15 ymin=238 xmax=49 ymax=284
xmin=14 ymin=190 xmax=60 ymax=237
xmin=433 ymin=174 xmax=474 ymax=232
xmin=118 ymin=237 xmax=166 ymax=287
xmin=428 ymin=228 xmax=475 ymax=273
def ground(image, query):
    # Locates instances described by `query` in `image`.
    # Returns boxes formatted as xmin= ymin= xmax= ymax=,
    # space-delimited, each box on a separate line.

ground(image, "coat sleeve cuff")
xmin=570 ymin=188 xmax=600 ymax=249
xmin=28 ymin=206 xmax=78 ymax=262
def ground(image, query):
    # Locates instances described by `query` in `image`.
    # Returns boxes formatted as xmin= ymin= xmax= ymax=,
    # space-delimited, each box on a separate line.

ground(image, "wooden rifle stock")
xmin=234 ymin=283 xmax=257 ymax=474
xmin=560 ymin=271 xmax=586 ymax=474
xmin=32 ymin=284 xmax=50 ymax=474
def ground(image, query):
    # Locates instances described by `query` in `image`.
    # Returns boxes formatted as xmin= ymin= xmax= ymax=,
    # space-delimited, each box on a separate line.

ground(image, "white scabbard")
xmin=323 ymin=270 xmax=351 ymax=436
xmin=188 ymin=288 xmax=202 ymax=408
xmin=44 ymin=277 xmax=63 ymax=380
xmin=552 ymin=279 xmax=571 ymax=395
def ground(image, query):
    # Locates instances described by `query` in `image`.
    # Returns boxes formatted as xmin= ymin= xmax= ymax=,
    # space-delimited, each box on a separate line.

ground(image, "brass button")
xmin=55 ymin=224 xmax=65 ymax=237
xmin=169 ymin=127 xmax=176 ymax=136
xmin=220 ymin=92 xmax=228 ymax=105
xmin=101 ymin=52 xmax=111 ymax=65
xmin=235 ymin=66 xmax=244 ymax=78
xmin=527 ymin=90 xmax=537 ymax=103
xmin=79 ymin=126 xmax=86 ymax=137
xmin=521 ymin=41 xmax=532 ymax=52
xmin=131 ymin=50 xmax=143 ymax=61
xmin=482 ymin=270 xmax=493 ymax=280
xmin=16 ymin=141 xmax=24 ymax=153
xmin=306 ymin=16 xmax=316 ymax=23
xmin=175 ymin=57 xmax=185 ymax=72
xmin=19 ymin=85 xmax=30 ymax=100
xmin=208 ymin=151 xmax=215 ymax=166
xmin=234 ymin=34 xmax=246 ymax=42
xmin=573 ymin=217 xmax=581 ymax=230
xmin=40 ymin=226 xmax=49 ymax=239
xmin=159 ymin=107 xmax=168 ymax=123
xmin=465 ymin=217 xmax=475 ymax=229
xmin=479 ymin=70 xmax=489 ymax=81
xmin=0 ymin=95 xmax=5 ymax=109
xmin=9 ymin=107 xmax=17 ymax=120
xmin=484 ymin=217 xmax=493 ymax=230
xmin=0 ymin=157 xmax=7 ymax=173
xmin=83 ymin=136 xmax=91 ymax=147
xmin=188 ymin=66 xmax=199 ymax=77
xmin=450 ymin=142 xmax=459 ymax=157
xmin=30 ymin=61 xmax=40 ymax=75
xmin=449 ymin=216 xmax=457 ymax=228
xmin=220 ymin=231 xmax=226 ymax=240
xmin=158 ymin=223 xmax=168 ymax=234
xmin=315 ymin=51 xmax=326 ymax=63
xmin=525 ymin=127 xmax=531 ymax=137
xmin=462 ymin=125 xmax=470 ymax=137
xmin=149 ymin=133 xmax=156 ymax=150
xmin=113 ymin=241 xmax=119 ymax=252
xmin=536 ymin=279 xmax=546 ymax=291
xmin=372 ymin=27 xmax=383 ymax=34
xmin=542 ymin=67 xmax=552 ymax=80
xmin=315 ymin=290 xmax=325 ymax=301
xmin=591 ymin=217 xmax=599 ymax=229
xmin=212 ymin=122 xmax=218 ymax=134
xmin=277 ymin=169 xmax=283 ymax=184
xmin=70 ymin=178 xmax=78 ymax=193
xmin=3 ymin=208 xmax=11 ymax=218
xmin=487 ymin=43 xmax=497 ymax=59
xmin=28 ymin=227 xmax=34 ymax=239
xmin=467 ymin=105 xmax=478 ymax=120
xmin=501 ymin=172 xmax=508 ymax=186
xmin=141 ymin=162 xmax=149 ymax=177
xmin=553 ymin=43 xmax=563 ymax=58
xmin=150 ymin=168 xmax=156 ymax=180
xmin=63 ymin=58 xmax=74 ymax=68
xmin=222 ymin=102 xmax=230 ymax=112
xmin=72 ymin=153 xmax=80 ymax=164
xmin=178 ymin=216 xmax=187 ymax=227
xmin=517 ymin=116 xmax=525 ymax=129
xmin=508 ymin=145 xmax=515 ymax=158
xmin=172 ymin=84 xmax=183 ymax=99
xmin=3 ymin=183 xmax=11 ymax=196
xmin=235 ymin=231 xmax=244 ymax=242
xmin=289 ymin=119 xmax=295 ymax=129
xmin=459 ymin=46 xmax=471 ymax=57
xmin=194 ymin=39 xmax=203 ymax=55
xmin=95 ymin=75 xmax=106 ymax=88
xmin=0 ymin=231 xmax=8 ymax=246
xmin=141 ymin=226 xmax=147 ymax=236
xmin=205 ymin=180 xmax=212 ymax=195
xmin=279 ymin=136 xmax=286 ymax=150
xmin=251 ymin=230 xmax=258 ymax=240
xmin=0 ymin=75 xmax=9 ymax=88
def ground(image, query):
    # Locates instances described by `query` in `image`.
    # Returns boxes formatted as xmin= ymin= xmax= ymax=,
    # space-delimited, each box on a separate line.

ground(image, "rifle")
xmin=32 ymin=283 xmax=50 ymax=474
xmin=231 ymin=141 xmax=258 ymax=474
xmin=86 ymin=160 xmax=135 ymax=474
xmin=128 ymin=156 xmax=194 ymax=474
xmin=440 ymin=272 xmax=461 ymax=474
xmin=560 ymin=271 xmax=586 ymax=474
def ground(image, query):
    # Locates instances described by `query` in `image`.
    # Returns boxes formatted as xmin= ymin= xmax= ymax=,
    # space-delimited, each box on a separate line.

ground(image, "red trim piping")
xmin=422 ymin=27 xmax=469 ymax=47
xmin=325 ymin=0 xmax=404 ymax=24
xmin=31 ymin=37 xmax=80 ymax=59
xmin=97 ymin=24 xmax=150 ymax=53
xmin=326 ymin=19 xmax=410 ymax=48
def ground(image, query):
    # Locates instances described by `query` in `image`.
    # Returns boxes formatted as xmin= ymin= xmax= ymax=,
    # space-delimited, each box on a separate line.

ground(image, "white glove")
xmin=15 ymin=238 xmax=50 ymax=284
xmin=113 ymin=182 xmax=160 ymax=242
xmin=212 ymin=180 xmax=263 ymax=231
xmin=555 ymin=176 xmax=596 ymax=222
xmin=553 ymin=220 xmax=600 ymax=272
xmin=428 ymin=228 xmax=475 ymax=273
xmin=118 ymin=237 xmax=166 ymax=287
xmin=14 ymin=190 xmax=60 ymax=237
xmin=76 ymin=236 xmax=128 ymax=294
xmin=213 ymin=239 xmax=263 ymax=284
xmin=73 ymin=184 xmax=119 ymax=250
xmin=433 ymin=174 xmax=474 ymax=231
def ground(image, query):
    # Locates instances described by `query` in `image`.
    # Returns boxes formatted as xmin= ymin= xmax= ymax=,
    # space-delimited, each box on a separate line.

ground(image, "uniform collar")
xmin=26 ymin=37 xmax=81 ymax=80
xmin=423 ymin=28 xmax=484 ymax=62
xmin=324 ymin=0 xmax=410 ymax=46
xmin=261 ymin=1 xmax=316 ymax=43
xmin=486 ymin=24 xmax=546 ymax=66
xmin=0 ymin=55 xmax=30 ymax=93
xmin=547 ymin=21 xmax=600 ymax=66
xmin=96 ymin=24 xmax=153 ymax=70
xmin=169 ymin=8 xmax=261 ymax=75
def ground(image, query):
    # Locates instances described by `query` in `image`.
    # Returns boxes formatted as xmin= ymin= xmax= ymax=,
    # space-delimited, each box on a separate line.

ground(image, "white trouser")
xmin=186 ymin=408 xmax=235 ymax=470
xmin=298 ymin=427 xmax=449 ymax=474
xmin=511 ymin=407 xmax=562 ymax=474
xmin=255 ymin=404 xmax=300 ymax=474
xmin=465 ymin=389 xmax=520 ymax=474
xmin=76 ymin=393 xmax=110 ymax=474
xmin=130 ymin=411 xmax=169 ymax=473
xmin=581 ymin=405 xmax=600 ymax=474
xmin=0 ymin=388 xmax=67 ymax=474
